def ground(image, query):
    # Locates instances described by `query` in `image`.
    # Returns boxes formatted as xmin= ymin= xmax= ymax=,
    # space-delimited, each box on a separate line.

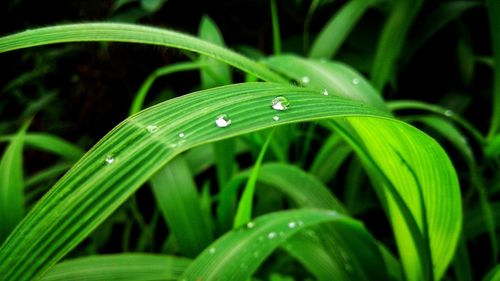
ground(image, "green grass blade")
xmin=486 ymin=134 xmax=500 ymax=158
xmin=483 ymin=264 xmax=500 ymax=281
xmin=0 ymin=82 xmax=391 ymax=281
xmin=0 ymin=133 xmax=84 ymax=160
xmin=40 ymin=254 xmax=191 ymax=281
xmin=257 ymin=163 xmax=345 ymax=212
xmin=406 ymin=1 xmax=480 ymax=59
xmin=0 ymin=122 xmax=28 ymax=243
xmin=199 ymin=15 xmax=232 ymax=87
xmin=309 ymin=0 xmax=374 ymax=59
xmin=309 ymin=132 xmax=352 ymax=183
xmin=181 ymin=209 xmax=367 ymax=280
xmin=234 ymin=129 xmax=274 ymax=228
xmin=487 ymin=0 xmax=500 ymax=138
xmin=0 ymin=23 xmax=286 ymax=83
xmin=270 ymin=0 xmax=281 ymax=55
xmin=150 ymin=156 xmax=213 ymax=257
xmin=262 ymin=56 xmax=462 ymax=280
xmin=265 ymin=55 xmax=388 ymax=111
xmin=451 ymin=238 xmax=473 ymax=281
xmin=388 ymin=100 xmax=484 ymax=145
xmin=26 ymin=162 xmax=74 ymax=189
xmin=129 ymin=61 xmax=206 ymax=115
xmin=370 ymin=0 xmax=423 ymax=92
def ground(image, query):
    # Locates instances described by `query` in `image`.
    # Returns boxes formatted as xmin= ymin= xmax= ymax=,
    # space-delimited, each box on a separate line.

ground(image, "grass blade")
xmin=150 ymin=156 xmax=213 ymax=257
xmin=182 ymin=209 xmax=368 ymax=280
xmin=0 ymin=122 xmax=28 ymax=243
xmin=0 ymin=82 xmax=390 ymax=281
xmin=270 ymin=0 xmax=281 ymax=55
xmin=370 ymin=0 xmax=423 ymax=92
xmin=40 ymin=254 xmax=191 ymax=281
xmin=234 ymin=129 xmax=274 ymax=228
xmin=0 ymin=133 xmax=84 ymax=160
xmin=129 ymin=61 xmax=206 ymax=115
xmin=0 ymin=23 xmax=286 ymax=83
xmin=487 ymin=0 xmax=500 ymax=138
xmin=309 ymin=0 xmax=374 ymax=59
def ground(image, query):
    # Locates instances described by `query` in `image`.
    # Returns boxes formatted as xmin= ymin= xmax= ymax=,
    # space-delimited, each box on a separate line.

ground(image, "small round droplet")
xmin=105 ymin=155 xmax=115 ymax=164
xmin=272 ymin=116 xmax=280 ymax=121
xmin=268 ymin=232 xmax=277 ymax=240
xmin=271 ymin=96 xmax=290 ymax=111
xmin=301 ymin=76 xmax=310 ymax=84
xmin=146 ymin=125 xmax=159 ymax=133
xmin=215 ymin=114 xmax=232 ymax=128
xmin=246 ymin=222 xmax=255 ymax=229
xmin=322 ymin=89 xmax=329 ymax=96
xmin=352 ymin=78 xmax=360 ymax=85
xmin=444 ymin=110 xmax=454 ymax=117
xmin=208 ymin=247 xmax=216 ymax=254
xmin=179 ymin=132 xmax=185 ymax=138
xmin=288 ymin=221 xmax=297 ymax=229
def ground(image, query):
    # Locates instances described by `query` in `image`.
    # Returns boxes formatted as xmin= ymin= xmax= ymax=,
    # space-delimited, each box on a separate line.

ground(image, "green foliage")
xmin=0 ymin=1 xmax=498 ymax=280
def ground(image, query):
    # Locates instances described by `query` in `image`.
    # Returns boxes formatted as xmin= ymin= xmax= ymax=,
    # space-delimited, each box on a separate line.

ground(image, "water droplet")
xmin=352 ymin=78 xmax=360 ymax=85
xmin=215 ymin=114 xmax=232 ymax=127
xmin=105 ymin=155 xmax=115 ymax=164
xmin=268 ymin=232 xmax=277 ymax=240
xmin=272 ymin=116 xmax=280 ymax=121
xmin=301 ymin=76 xmax=310 ymax=84
xmin=444 ymin=109 xmax=454 ymax=117
xmin=288 ymin=221 xmax=297 ymax=229
xmin=208 ymin=247 xmax=216 ymax=254
xmin=322 ymin=89 xmax=329 ymax=96
xmin=179 ymin=132 xmax=185 ymax=138
xmin=146 ymin=125 xmax=159 ymax=133
xmin=271 ymin=96 xmax=290 ymax=111
xmin=246 ymin=221 xmax=255 ymax=229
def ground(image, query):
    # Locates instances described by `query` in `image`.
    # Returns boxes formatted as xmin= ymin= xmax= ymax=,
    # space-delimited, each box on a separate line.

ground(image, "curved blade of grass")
xmin=199 ymin=15 xmax=231 ymax=88
xmin=40 ymin=254 xmax=191 ymax=281
xmin=266 ymin=55 xmax=387 ymax=111
xmin=406 ymin=1 xmax=480 ymax=59
xmin=388 ymin=100 xmax=484 ymax=145
xmin=483 ymin=264 xmax=500 ymax=281
xmin=486 ymin=134 xmax=500 ymax=158
xmin=451 ymin=238 xmax=473 ymax=281
xmin=309 ymin=132 xmax=352 ymax=183
xmin=0 ymin=122 xmax=28 ymax=243
xmin=309 ymin=0 xmax=374 ymax=59
xmin=0 ymin=133 xmax=84 ymax=160
xmin=487 ymin=0 xmax=500 ymax=138
xmin=370 ymin=0 xmax=423 ymax=92
xmin=26 ymin=162 xmax=74 ymax=189
xmin=129 ymin=61 xmax=206 ymax=115
xmin=182 ymin=209 xmax=370 ymax=280
xmin=150 ymin=156 xmax=213 ymax=257
xmin=261 ymin=56 xmax=462 ymax=280
xmin=0 ymin=82 xmax=391 ymax=281
xmin=234 ymin=129 xmax=274 ymax=228
xmin=0 ymin=23 xmax=287 ymax=83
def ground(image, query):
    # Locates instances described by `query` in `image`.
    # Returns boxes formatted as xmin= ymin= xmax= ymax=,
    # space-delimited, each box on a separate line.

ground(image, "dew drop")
xmin=322 ymin=89 xmax=329 ymax=96
xmin=444 ymin=109 xmax=454 ymax=117
xmin=146 ymin=125 xmax=159 ymax=133
xmin=288 ymin=221 xmax=297 ymax=229
xmin=208 ymin=247 xmax=216 ymax=254
xmin=271 ymin=96 xmax=290 ymax=111
xmin=272 ymin=116 xmax=280 ymax=121
xmin=215 ymin=114 xmax=232 ymax=127
xmin=179 ymin=132 xmax=185 ymax=138
xmin=105 ymin=155 xmax=115 ymax=164
xmin=352 ymin=78 xmax=360 ymax=85
xmin=246 ymin=221 xmax=255 ymax=229
xmin=268 ymin=232 xmax=277 ymax=240
xmin=301 ymin=76 xmax=310 ymax=84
